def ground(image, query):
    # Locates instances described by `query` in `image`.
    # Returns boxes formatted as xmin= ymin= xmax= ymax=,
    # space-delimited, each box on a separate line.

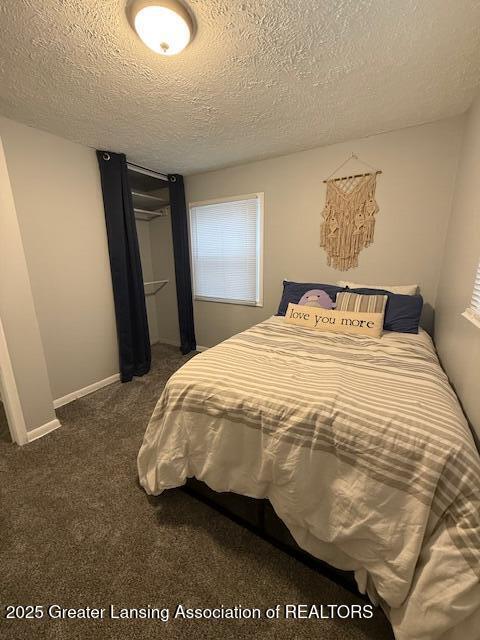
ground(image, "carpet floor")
xmin=0 ymin=344 xmax=394 ymax=640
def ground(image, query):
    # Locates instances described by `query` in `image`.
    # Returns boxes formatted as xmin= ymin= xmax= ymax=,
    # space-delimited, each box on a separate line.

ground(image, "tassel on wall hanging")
xmin=320 ymin=154 xmax=382 ymax=271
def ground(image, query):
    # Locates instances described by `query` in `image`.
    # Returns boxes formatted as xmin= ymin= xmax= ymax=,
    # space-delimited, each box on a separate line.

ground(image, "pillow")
xmin=284 ymin=303 xmax=384 ymax=338
xmin=336 ymin=291 xmax=387 ymax=314
xmin=337 ymin=280 xmax=418 ymax=296
xmin=298 ymin=289 xmax=336 ymax=309
xmin=348 ymin=287 xmax=423 ymax=333
xmin=276 ymin=281 xmax=343 ymax=316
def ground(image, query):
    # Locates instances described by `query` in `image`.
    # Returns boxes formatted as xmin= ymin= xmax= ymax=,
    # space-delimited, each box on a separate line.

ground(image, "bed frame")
xmin=182 ymin=478 xmax=359 ymax=595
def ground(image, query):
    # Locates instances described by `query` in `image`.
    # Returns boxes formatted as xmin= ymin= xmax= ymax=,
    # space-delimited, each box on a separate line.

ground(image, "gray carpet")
xmin=0 ymin=344 xmax=394 ymax=640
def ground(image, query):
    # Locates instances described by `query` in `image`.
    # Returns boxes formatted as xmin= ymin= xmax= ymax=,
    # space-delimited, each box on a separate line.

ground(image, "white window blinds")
xmin=469 ymin=260 xmax=480 ymax=317
xmin=189 ymin=195 xmax=263 ymax=305
xmin=463 ymin=260 xmax=480 ymax=328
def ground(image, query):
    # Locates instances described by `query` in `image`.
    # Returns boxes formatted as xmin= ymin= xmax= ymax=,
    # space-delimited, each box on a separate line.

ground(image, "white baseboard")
xmin=27 ymin=418 xmax=61 ymax=443
xmin=53 ymin=373 xmax=120 ymax=409
xmin=196 ymin=345 xmax=209 ymax=352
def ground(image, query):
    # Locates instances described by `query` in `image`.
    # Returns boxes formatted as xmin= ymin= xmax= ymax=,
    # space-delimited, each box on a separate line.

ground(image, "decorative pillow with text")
xmin=284 ymin=303 xmax=384 ymax=338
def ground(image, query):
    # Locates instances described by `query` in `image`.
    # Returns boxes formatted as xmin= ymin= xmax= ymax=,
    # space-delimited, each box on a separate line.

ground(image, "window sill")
xmin=195 ymin=296 xmax=263 ymax=308
xmin=462 ymin=308 xmax=480 ymax=329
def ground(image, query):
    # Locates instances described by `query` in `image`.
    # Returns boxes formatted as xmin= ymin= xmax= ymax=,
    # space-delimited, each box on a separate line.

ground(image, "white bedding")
xmin=138 ymin=316 xmax=480 ymax=640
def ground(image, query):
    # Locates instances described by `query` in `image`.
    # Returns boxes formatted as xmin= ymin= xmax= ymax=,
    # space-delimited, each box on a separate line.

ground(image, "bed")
xmin=138 ymin=316 xmax=480 ymax=640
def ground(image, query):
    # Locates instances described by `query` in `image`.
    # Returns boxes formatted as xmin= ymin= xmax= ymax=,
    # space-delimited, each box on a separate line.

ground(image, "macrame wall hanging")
xmin=320 ymin=154 xmax=382 ymax=271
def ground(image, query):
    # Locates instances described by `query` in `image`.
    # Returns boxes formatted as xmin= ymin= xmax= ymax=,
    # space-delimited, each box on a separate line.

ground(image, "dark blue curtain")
xmin=168 ymin=174 xmax=196 ymax=354
xmin=96 ymin=150 xmax=151 ymax=382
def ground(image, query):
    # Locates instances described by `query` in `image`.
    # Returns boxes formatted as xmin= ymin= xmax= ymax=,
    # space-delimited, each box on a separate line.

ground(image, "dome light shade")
xmin=127 ymin=0 xmax=194 ymax=56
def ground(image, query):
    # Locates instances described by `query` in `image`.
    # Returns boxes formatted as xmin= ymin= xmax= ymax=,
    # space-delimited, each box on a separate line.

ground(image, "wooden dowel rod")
xmin=323 ymin=170 xmax=382 ymax=184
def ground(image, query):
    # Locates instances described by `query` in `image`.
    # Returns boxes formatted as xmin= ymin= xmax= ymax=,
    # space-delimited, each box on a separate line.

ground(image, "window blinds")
xmin=189 ymin=196 xmax=261 ymax=305
xmin=469 ymin=260 xmax=480 ymax=317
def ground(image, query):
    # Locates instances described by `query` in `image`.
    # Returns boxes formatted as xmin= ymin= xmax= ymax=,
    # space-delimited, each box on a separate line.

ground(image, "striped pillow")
xmin=336 ymin=291 xmax=387 ymax=314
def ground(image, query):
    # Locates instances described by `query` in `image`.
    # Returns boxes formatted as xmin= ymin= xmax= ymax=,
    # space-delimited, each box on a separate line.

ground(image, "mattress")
xmin=138 ymin=316 xmax=480 ymax=640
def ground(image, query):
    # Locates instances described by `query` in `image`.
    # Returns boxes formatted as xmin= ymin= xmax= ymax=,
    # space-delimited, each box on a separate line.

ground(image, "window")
xmin=463 ymin=259 xmax=480 ymax=328
xmin=189 ymin=194 xmax=263 ymax=306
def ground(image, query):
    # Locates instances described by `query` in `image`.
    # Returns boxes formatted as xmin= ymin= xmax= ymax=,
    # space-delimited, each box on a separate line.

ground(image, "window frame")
xmin=188 ymin=192 xmax=264 ymax=307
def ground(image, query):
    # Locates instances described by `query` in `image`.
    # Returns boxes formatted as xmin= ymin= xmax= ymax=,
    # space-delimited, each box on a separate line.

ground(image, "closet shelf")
xmin=132 ymin=190 xmax=169 ymax=212
xmin=144 ymin=279 xmax=169 ymax=295
xmin=134 ymin=207 xmax=169 ymax=221
xmin=132 ymin=190 xmax=168 ymax=202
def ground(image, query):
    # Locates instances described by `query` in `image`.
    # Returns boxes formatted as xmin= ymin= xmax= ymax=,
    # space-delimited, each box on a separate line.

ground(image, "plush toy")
xmin=298 ymin=289 xmax=336 ymax=309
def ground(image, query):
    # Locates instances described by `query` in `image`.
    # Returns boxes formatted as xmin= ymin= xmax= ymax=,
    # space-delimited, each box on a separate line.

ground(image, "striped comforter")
xmin=138 ymin=317 xmax=480 ymax=640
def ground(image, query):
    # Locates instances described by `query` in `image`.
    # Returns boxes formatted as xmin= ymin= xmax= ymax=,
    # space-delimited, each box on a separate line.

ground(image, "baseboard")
xmin=27 ymin=418 xmax=61 ymax=443
xmin=53 ymin=373 xmax=120 ymax=409
xmin=196 ymin=345 xmax=209 ymax=352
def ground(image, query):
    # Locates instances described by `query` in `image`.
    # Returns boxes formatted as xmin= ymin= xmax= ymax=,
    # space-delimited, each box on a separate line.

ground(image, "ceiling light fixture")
xmin=127 ymin=0 xmax=195 ymax=56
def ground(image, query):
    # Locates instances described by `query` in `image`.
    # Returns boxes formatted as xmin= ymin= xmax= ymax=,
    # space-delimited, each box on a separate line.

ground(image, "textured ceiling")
xmin=0 ymin=0 xmax=479 ymax=174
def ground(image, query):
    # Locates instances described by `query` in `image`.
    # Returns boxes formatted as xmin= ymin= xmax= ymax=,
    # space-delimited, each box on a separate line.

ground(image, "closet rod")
xmin=127 ymin=162 xmax=168 ymax=181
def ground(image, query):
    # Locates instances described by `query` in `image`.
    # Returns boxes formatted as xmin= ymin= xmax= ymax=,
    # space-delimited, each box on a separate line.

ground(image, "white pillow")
xmin=337 ymin=281 xmax=418 ymax=295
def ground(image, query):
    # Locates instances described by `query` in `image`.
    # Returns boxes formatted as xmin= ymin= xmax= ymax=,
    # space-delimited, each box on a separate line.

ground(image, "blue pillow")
xmin=276 ymin=281 xmax=344 ymax=316
xmin=348 ymin=288 xmax=423 ymax=333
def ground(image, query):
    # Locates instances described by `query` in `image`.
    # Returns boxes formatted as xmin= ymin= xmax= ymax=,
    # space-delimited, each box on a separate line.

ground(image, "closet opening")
xmin=0 ymin=315 xmax=27 ymax=445
xmin=127 ymin=163 xmax=181 ymax=351
xmin=0 ymin=378 xmax=12 ymax=443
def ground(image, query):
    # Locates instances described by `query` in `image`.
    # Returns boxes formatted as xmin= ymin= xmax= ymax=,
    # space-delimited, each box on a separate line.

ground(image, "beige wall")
xmin=136 ymin=219 xmax=160 ymax=345
xmin=0 ymin=116 xmax=118 ymax=401
xmin=186 ymin=117 xmax=463 ymax=348
xmin=0 ymin=137 xmax=56 ymax=433
xmin=435 ymin=96 xmax=480 ymax=437
xmin=150 ymin=214 xmax=180 ymax=346
xmin=136 ymin=213 xmax=180 ymax=347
